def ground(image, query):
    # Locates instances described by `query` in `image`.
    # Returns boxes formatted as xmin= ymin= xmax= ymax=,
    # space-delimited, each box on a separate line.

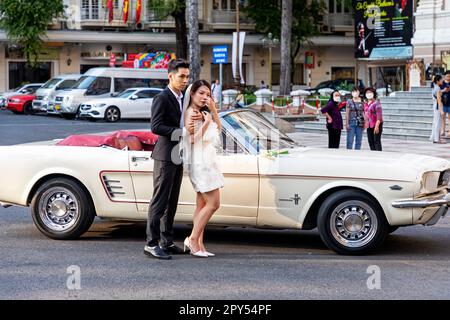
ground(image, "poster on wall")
xmin=354 ymin=0 xmax=413 ymax=60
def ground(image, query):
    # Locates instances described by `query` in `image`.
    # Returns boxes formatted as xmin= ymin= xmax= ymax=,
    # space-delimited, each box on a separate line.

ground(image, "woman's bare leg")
xmin=189 ymin=189 xmax=220 ymax=253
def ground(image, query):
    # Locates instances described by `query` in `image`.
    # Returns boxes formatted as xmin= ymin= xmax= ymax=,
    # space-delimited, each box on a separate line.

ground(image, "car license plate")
xmin=34 ymin=102 xmax=41 ymax=107
xmin=55 ymin=104 xmax=61 ymax=111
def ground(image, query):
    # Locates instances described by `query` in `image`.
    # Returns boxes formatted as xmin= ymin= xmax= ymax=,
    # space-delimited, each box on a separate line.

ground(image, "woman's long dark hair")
xmin=433 ymin=74 xmax=443 ymax=85
xmin=190 ymin=79 xmax=211 ymax=96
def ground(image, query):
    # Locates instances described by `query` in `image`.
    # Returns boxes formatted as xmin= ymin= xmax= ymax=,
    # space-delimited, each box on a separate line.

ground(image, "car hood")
xmin=35 ymin=88 xmax=54 ymax=97
xmin=55 ymin=89 xmax=85 ymax=98
xmin=260 ymin=147 xmax=450 ymax=182
xmin=0 ymin=92 xmax=21 ymax=98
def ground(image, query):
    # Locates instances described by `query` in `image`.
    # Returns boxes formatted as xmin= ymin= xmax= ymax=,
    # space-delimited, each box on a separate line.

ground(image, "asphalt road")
xmin=1 ymin=109 xmax=450 ymax=300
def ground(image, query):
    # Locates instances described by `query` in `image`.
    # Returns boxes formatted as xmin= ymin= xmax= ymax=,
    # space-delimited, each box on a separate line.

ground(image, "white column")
xmin=0 ymin=43 xmax=6 ymax=92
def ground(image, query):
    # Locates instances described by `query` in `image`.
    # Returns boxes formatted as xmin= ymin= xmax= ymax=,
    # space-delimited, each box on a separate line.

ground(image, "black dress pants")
xmin=146 ymin=160 xmax=183 ymax=247
xmin=327 ymin=127 xmax=341 ymax=149
xmin=367 ymin=123 xmax=383 ymax=151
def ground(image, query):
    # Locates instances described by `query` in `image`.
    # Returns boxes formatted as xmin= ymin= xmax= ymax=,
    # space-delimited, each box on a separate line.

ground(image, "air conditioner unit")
xmin=319 ymin=24 xmax=330 ymax=34
xmin=135 ymin=22 xmax=144 ymax=30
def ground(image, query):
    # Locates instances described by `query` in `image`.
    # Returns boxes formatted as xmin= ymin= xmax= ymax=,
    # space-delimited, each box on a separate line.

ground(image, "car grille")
xmin=80 ymin=104 xmax=92 ymax=111
xmin=36 ymin=96 xmax=44 ymax=100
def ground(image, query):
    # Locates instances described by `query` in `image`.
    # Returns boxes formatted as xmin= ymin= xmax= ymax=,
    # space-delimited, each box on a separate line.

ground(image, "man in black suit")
xmin=144 ymin=59 xmax=200 ymax=260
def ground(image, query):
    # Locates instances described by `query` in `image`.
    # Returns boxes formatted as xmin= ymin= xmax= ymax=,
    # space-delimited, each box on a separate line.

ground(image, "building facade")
xmin=1 ymin=0 xmax=361 ymax=93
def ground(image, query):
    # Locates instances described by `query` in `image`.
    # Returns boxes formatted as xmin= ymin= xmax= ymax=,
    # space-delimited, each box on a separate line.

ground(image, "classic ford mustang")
xmin=1 ymin=109 xmax=449 ymax=255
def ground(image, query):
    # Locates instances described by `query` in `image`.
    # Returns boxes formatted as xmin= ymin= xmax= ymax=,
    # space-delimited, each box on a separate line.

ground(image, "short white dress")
xmin=181 ymin=120 xmax=224 ymax=193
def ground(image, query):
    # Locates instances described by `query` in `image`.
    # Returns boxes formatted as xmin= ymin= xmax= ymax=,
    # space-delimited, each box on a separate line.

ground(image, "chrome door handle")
xmin=131 ymin=156 xmax=149 ymax=162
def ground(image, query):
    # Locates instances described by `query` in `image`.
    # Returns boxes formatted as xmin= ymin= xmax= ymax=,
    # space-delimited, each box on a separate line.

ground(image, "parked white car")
xmin=0 ymin=83 xmax=44 ymax=108
xmin=78 ymin=87 xmax=163 ymax=122
xmin=51 ymin=67 xmax=168 ymax=119
xmin=32 ymin=74 xmax=81 ymax=113
xmin=0 ymin=109 xmax=449 ymax=255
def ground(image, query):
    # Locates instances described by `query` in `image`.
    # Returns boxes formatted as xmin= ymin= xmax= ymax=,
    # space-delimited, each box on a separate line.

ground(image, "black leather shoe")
xmin=162 ymin=244 xmax=187 ymax=254
xmin=144 ymin=245 xmax=172 ymax=260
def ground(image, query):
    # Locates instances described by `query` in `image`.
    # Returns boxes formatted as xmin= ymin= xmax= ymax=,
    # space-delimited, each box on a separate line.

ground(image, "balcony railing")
xmin=324 ymin=13 xmax=353 ymax=30
xmin=211 ymin=10 xmax=252 ymax=24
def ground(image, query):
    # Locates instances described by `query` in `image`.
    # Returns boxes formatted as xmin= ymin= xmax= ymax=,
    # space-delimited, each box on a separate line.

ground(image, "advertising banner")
xmin=354 ymin=0 xmax=413 ymax=60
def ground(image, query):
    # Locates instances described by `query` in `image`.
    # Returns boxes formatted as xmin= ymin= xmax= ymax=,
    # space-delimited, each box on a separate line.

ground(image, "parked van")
xmin=52 ymin=68 xmax=169 ymax=119
xmin=32 ymin=74 xmax=82 ymax=113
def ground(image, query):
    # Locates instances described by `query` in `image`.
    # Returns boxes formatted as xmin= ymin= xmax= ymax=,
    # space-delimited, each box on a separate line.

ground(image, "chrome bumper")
xmin=392 ymin=193 xmax=450 ymax=208
xmin=392 ymin=193 xmax=450 ymax=226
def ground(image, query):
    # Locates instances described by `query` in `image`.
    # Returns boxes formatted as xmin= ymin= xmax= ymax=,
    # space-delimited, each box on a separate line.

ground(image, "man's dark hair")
xmin=444 ymin=70 xmax=450 ymax=76
xmin=168 ymin=59 xmax=190 ymax=74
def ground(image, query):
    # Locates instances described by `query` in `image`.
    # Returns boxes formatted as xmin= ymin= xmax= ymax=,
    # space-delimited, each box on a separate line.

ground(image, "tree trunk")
xmin=290 ymin=41 xmax=301 ymax=89
xmin=188 ymin=0 xmax=201 ymax=82
xmin=171 ymin=0 xmax=188 ymax=59
xmin=279 ymin=0 xmax=293 ymax=96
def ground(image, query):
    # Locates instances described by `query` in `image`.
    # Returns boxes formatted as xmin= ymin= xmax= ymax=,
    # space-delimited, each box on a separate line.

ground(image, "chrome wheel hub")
xmin=39 ymin=188 xmax=79 ymax=231
xmin=330 ymin=200 xmax=378 ymax=248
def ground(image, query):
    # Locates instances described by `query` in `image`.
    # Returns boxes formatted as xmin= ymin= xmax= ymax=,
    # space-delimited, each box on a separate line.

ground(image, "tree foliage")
xmin=148 ymin=0 xmax=188 ymax=59
xmin=0 ymin=0 xmax=65 ymax=64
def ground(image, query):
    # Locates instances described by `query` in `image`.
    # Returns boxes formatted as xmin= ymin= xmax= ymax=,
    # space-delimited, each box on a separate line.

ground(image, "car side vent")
xmin=102 ymin=176 xmax=125 ymax=198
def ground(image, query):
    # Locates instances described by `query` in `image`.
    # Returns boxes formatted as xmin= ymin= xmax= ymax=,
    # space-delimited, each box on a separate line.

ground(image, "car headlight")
xmin=438 ymin=169 xmax=450 ymax=188
xmin=94 ymin=103 xmax=107 ymax=108
xmin=10 ymin=99 xmax=21 ymax=103
xmin=421 ymin=171 xmax=441 ymax=194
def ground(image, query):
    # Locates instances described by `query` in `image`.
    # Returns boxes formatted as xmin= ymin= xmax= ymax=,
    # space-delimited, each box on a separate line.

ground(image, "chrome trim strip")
xmin=392 ymin=193 xmax=450 ymax=208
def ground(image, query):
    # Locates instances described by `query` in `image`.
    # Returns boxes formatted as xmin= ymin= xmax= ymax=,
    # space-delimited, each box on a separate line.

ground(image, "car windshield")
xmin=222 ymin=111 xmax=297 ymax=153
xmin=72 ymin=76 xmax=97 ymax=89
xmin=314 ymin=81 xmax=332 ymax=90
xmin=117 ymin=89 xmax=136 ymax=98
xmin=42 ymin=78 xmax=62 ymax=89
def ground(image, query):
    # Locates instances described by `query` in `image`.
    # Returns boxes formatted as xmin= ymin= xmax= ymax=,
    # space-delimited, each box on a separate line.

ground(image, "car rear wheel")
xmin=30 ymin=178 xmax=95 ymax=240
xmin=317 ymin=190 xmax=389 ymax=255
xmin=105 ymin=106 xmax=121 ymax=122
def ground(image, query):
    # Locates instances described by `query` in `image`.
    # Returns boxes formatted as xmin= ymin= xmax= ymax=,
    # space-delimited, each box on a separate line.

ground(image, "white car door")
xmin=128 ymin=130 xmax=258 ymax=226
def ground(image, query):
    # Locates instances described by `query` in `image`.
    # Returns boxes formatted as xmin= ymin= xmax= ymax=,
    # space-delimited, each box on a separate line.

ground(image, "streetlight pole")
xmin=235 ymin=0 xmax=241 ymax=84
xmin=262 ymin=33 xmax=279 ymax=91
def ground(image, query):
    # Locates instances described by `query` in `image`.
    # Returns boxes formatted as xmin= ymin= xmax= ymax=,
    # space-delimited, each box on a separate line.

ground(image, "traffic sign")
xmin=212 ymin=46 xmax=228 ymax=64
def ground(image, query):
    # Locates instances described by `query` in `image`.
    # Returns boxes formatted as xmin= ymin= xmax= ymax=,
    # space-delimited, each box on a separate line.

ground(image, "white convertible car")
xmin=1 ymin=109 xmax=449 ymax=255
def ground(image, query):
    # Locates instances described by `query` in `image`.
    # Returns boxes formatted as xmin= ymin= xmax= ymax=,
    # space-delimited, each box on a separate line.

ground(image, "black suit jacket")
xmin=151 ymin=87 xmax=183 ymax=162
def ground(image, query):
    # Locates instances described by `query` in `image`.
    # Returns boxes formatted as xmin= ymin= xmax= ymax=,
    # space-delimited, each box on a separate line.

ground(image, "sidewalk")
xmin=286 ymin=131 xmax=450 ymax=161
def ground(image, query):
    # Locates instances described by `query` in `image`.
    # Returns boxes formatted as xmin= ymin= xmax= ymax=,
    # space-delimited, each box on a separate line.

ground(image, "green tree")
xmin=0 ymin=0 xmax=65 ymax=64
xmin=243 ymin=0 xmax=325 ymax=88
xmin=148 ymin=0 xmax=188 ymax=59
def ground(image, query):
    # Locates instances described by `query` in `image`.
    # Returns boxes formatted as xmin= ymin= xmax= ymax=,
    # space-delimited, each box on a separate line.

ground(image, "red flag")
xmin=123 ymin=0 xmax=129 ymax=23
xmin=136 ymin=0 xmax=142 ymax=24
xmin=107 ymin=0 xmax=113 ymax=23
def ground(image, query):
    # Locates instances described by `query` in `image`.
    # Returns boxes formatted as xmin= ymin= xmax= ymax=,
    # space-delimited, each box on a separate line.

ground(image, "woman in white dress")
xmin=430 ymin=75 xmax=446 ymax=144
xmin=181 ymin=80 xmax=224 ymax=257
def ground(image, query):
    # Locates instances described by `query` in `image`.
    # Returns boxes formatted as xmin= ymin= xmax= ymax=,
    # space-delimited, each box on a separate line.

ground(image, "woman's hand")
xmin=203 ymin=111 xmax=212 ymax=124
xmin=346 ymin=124 xmax=350 ymax=131
xmin=374 ymin=125 xmax=380 ymax=134
xmin=187 ymin=110 xmax=203 ymax=135
xmin=327 ymin=117 xmax=333 ymax=124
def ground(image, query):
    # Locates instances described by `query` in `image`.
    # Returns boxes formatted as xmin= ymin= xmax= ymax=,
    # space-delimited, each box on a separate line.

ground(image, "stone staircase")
xmin=294 ymin=86 xmax=445 ymax=141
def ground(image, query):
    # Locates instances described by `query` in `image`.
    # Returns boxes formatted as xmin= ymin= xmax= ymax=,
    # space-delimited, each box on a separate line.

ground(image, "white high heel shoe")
xmin=184 ymin=238 xmax=208 ymax=258
xmin=202 ymin=250 xmax=215 ymax=257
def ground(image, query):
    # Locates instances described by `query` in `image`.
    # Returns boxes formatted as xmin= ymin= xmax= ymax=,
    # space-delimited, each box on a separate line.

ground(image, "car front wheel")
xmin=30 ymin=178 xmax=95 ymax=240
xmin=317 ymin=190 xmax=389 ymax=255
xmin=104 ymin=106 xmax=121 ymax=122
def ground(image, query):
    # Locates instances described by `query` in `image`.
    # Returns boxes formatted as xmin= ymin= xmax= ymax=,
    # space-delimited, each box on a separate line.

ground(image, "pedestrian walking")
xmin=211 ymin=79 xmax=221 ymax=103
xmin=440 ymin=70 xmax=450 ymax=137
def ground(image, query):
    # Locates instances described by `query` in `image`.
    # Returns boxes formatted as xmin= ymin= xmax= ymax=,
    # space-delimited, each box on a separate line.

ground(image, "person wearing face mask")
xmin=321 ymin=90 xmax=343 ymax=148
xmin=364 ymin=87 xmax=383 ymax=151
xmin=345 ymin=86 xmax=366 ymax=150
